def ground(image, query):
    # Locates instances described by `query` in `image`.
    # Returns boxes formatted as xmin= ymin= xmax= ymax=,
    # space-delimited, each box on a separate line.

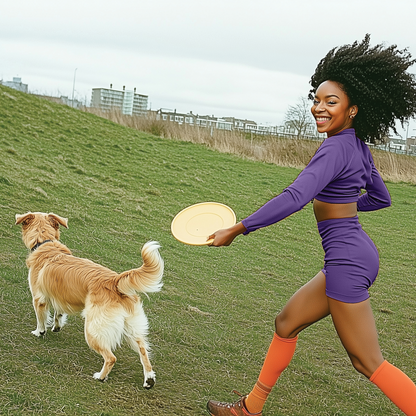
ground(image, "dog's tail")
xmin=117 ymin=241 xmax=164 ymax=295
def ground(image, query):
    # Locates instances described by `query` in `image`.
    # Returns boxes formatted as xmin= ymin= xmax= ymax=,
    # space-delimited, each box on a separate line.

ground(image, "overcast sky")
xmin=1 ymin=0 xmax=416 ymax=136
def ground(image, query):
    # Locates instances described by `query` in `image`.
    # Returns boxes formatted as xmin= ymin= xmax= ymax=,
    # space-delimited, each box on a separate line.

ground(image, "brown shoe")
xmin=207 ymin=390 xmax=262 ymax=416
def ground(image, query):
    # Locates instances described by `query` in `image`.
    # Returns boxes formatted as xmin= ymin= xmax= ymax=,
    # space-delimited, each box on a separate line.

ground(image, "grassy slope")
xmin=0 ymin=85 xmax=415 ymax=415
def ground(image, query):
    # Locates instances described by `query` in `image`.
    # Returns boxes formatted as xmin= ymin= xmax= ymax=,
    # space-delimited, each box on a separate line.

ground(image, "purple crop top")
xmin=241 ymin=128 xmax=391 ymax=234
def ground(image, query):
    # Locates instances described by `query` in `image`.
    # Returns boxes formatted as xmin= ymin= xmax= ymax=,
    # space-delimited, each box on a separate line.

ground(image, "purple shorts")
xmin=318 ymin=216 xmax=379 ymax=303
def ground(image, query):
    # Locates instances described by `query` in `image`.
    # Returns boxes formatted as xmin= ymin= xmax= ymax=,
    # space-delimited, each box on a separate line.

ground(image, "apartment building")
xmin=91 ymin=85 xmax=148 ymax=115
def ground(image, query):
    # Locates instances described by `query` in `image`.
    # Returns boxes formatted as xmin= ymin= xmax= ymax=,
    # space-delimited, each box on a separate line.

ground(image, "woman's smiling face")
xmin=311 ymin=80 xmax=358 ymax=137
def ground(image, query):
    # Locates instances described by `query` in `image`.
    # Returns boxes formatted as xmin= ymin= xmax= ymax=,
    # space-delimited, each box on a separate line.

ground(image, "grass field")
xmin=1 ymin=85 xmax=415 ymax=415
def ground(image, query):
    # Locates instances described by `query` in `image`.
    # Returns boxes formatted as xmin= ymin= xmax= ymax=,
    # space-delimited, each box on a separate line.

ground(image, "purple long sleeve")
xmin=357 ymin=159 xmax=391 ymax=211
xmin=241 ymin=137 xmax=341 ymax=233
xmin=241 ymin=129 xmax=391 ymax=234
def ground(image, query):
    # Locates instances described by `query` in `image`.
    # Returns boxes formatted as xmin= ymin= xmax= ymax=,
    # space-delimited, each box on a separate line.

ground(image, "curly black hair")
xmin=309 ymin=34 xmax=416 ymax=143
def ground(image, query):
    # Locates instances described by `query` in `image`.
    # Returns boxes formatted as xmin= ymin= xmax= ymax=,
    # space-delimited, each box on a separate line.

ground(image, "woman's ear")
xmin=349 ymin=105 xmax=358 ymax=119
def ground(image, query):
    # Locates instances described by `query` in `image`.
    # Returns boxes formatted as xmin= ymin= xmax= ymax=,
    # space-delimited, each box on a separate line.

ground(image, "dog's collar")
xmin=31 ymin=240 xmax=53 ymax=252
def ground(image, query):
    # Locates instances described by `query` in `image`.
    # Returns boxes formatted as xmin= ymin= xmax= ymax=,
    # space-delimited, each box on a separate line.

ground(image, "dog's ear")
xmin=15 ymin=212 xmax=35 ymax=226
xmin=47 ymin=213 xmax=68 ymax=229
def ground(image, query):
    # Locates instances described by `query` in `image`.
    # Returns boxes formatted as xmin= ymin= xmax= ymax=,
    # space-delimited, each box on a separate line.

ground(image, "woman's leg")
xmin=207 ymin=271 xmax=330 ymax=415
xmin=327 ymin=297 xmax=383 ymax=377
xmin=244 ymin=271 xmax=330 ymax=413
xmin=274 ymin=270 xmax=330 ymax=338
xmin=329 ymin=298 xmax=416 ymax=415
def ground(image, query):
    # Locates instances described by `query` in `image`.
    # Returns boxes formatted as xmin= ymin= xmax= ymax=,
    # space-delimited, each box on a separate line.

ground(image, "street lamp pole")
xmin=71 ymin=68 xmax=77 ymax=108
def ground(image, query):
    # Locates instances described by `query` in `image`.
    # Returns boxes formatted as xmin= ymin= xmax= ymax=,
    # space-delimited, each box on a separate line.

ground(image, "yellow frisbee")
xmin=171 ymin=202 xmax=236 ymax=245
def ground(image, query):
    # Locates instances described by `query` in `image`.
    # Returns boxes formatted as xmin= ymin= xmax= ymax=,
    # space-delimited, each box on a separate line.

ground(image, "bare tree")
xmin=283 ymin=97 xmax=315 ymax=139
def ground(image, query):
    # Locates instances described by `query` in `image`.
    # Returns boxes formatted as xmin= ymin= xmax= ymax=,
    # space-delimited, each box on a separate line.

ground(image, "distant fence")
xmin=374 ymin=145 xmax=416 ymax=157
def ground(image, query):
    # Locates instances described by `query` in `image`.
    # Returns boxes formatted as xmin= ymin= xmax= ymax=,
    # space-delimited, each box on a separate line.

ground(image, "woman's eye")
xmin=328 ymin=101 xmax=336 ymax=105
xmin=313 ymin=100 xmax=319 ymax=105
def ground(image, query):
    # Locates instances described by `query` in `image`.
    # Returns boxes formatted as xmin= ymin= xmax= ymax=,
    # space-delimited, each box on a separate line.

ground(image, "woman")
xmin=206 ymin=35 xmax=416 ymax=415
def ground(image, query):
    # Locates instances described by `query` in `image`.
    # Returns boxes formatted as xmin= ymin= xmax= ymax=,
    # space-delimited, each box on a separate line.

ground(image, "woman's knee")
xmin=348 ymin=354 xmax=384 ymax=379
xmin=274 ymin=313 xmax=297 ymax=338
xmin=274 ymin=313 xmax=286 ymax=337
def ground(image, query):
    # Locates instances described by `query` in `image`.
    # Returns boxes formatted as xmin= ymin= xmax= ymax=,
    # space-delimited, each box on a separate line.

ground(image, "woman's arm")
xmin=357 ymin=159 xmax=391 ymax=211
xmin=209 ymin=139 xmax=344 ymax=246
xmin=241 ymin=138 xmax=343 ymax=234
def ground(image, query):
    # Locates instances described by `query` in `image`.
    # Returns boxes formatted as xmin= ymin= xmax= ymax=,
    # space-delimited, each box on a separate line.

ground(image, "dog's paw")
xmin=51 ymin=326 xmax=61 ymax=332
xmin=144 ymin=376 xmax=155 ymax=389
xmin=93 ymin=372 xmax=108 ymax=382
xmin=31 ymin=329 xmax=46 ymax=337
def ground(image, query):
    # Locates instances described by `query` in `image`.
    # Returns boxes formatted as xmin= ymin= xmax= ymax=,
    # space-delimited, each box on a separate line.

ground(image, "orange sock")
xmin=245 ymin=332 xmax=297 ymax=414
xmin=370 ymin=360 xmax=416 ymax=416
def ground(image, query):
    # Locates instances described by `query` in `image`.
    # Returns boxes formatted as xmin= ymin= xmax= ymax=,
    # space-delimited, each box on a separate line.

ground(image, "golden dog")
xmin=15 ymin=211 xmax=164 ymax=388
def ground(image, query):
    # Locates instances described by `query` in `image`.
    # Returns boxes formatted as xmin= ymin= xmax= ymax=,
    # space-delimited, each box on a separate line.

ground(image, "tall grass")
xmin=86 ymin=108 xmax=416 ymax=184
xmin=375 ymin=150 xmax=416 ymax=183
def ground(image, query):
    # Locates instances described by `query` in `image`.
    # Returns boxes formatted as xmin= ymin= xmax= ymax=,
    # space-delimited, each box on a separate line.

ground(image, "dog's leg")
xmin=125 ymin=306 xmax=156 ymax=389
xmin=126 ymin=336 xmax=156 ymax=389
xmin=85 ymin=328 xmax=117 ymax=381
xmin=31 ymin=296 xmax=49 ymax=336
xmin=52 ymin=311 xmax=62 ymax=332
xmin=92 ymin=349 xmax=117 ymax=382
xmin=52 ymin=311 xmax=67 ymax=332
xmin=137 ymin=338 xmax=156 ymax=389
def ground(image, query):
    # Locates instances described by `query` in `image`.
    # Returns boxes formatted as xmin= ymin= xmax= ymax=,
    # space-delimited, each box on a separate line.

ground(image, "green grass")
xmin=1 ymin=84 xmax=415 ymax=415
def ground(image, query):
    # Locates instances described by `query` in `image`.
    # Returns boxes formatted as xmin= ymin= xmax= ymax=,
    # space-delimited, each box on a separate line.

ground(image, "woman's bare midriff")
xmin=313 ymin=199 xmax=357 ymax=222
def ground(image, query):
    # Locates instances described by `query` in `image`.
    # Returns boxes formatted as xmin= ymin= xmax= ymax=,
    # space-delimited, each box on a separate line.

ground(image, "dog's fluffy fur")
xmin=15 ymin=211 xmax=164 ymax=387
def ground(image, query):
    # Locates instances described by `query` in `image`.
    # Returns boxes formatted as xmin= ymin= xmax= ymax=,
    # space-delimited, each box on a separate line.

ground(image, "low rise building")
xmin=154 ymin=109 xmax=234 ymax=131
xmin=1 ymin=77 xmax=28 ymax=93
xmin=406 ymin=136 xmax=416 ymax=153
xmin=32 ymin=94 xmax=84 ymax=109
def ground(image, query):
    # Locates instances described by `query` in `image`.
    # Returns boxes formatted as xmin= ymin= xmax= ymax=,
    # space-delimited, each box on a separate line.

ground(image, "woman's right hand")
xmin=208 ymin=222 xmax=247 ymax=247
